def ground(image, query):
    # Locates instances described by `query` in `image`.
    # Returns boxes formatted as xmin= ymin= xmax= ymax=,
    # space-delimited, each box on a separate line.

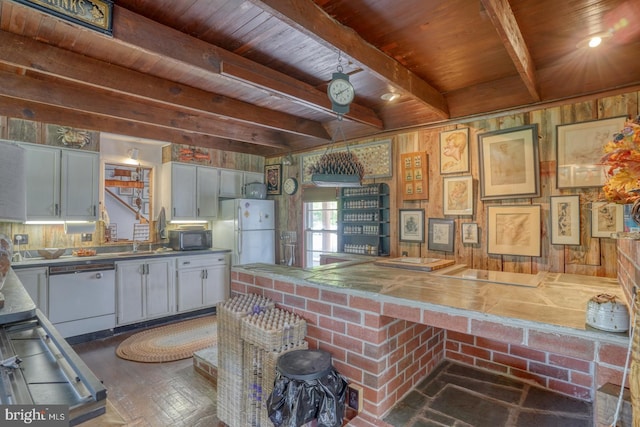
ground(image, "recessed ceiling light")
xmin=576 ymin=32 xmax=611 ymax=49
xmin=381 ymin=92 xmax=400 ymax=102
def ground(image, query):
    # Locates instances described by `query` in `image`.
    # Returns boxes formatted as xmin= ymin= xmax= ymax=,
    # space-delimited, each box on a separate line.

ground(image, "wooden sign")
xmin=14 ymin=0 xmax=113 ymax=35
xmin=400 ymin=152 xmax=428 ymax=200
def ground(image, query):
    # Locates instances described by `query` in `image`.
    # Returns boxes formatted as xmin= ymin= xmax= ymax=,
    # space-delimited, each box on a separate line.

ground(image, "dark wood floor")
xmin=72 ymin=332 xmax=221 ymax=427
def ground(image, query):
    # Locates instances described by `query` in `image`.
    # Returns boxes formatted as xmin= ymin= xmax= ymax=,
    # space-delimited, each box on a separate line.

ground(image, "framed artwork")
xmin=440 ymin=128 xmax=469 ymax=174
xmin=487 ymin=205 xmax=541 ymax=257
xmin=119 ymin=186 xmax=133 ymax=196
xmin=550 ymin=195 xmax=581 ymax=245
xmin=142 ymin=186 xmax=150 ymax=199
xmin=400 ymin=152 xmax=428 ymax=200
xmin=428 ymin=218 xmax=455 ymax=252
xmin=556 ymin=116 xmax=626 ymax=189
xmin=461 ymin=223 xmax=479 ymax=244
xmin=478 ymin=124 xmax=540 ymax=200
xmin=399 ymin=209 xmax=425 ymax=242
xmin=443 ymin=175 xmax=473 ymax=216
xmin=265 ymin=164 xmax=282 ymax=195
xmin=591 ymin=202 xmax=624 ymax=238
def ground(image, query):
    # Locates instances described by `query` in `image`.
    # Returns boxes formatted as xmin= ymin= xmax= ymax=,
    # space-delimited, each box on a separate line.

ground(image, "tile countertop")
xmin=11 ymin=248 xmax=231 ymax=269
xmin=235 ymin=260 xmax=629 ymax=343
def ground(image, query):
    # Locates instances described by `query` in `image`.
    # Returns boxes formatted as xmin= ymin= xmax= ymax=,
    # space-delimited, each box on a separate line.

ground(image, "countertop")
xmin=235 ymin=260 xmax=628 ymax=341
xmin=0 ymin=269 xmax=37 ymax=325
xmin=11 ymin=247 xmax=231 ymax=269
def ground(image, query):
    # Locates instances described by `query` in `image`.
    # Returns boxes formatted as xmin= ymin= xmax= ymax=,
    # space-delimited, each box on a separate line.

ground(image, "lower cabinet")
xmin=176 ymin=254 xmax=229 ymax=313
xmin=116 ymin=258 xmax=175 ymax=326
xmin=14 ymin=267 xmax=48 ymax=316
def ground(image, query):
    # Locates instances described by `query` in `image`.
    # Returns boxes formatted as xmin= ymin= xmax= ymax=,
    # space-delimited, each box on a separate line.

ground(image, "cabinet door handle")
xmin=93 ymin=205 xmax=97 ymax=216
xmin=184 ymin=261 xmax=191 ymax=265
xmin=197 ymin=207 xmax=200 ymax=216
xmin=201 ymin=270 xmax=205 ymax=279
xmin=55 ymin=203 xmax=59 ymax=216
xmin=205 ymin=270 xmax=208 ymax=279
xmin=173 ymin=207 xmax=176 ymax=216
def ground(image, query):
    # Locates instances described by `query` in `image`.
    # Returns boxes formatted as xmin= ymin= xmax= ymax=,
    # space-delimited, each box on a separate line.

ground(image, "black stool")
xmin=267 ymin=349 xmax=348 ymax=427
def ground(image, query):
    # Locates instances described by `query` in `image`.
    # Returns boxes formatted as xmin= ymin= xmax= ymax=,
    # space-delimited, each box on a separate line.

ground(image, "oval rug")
xmin=116 ymin=316 xmax=217 ymax=363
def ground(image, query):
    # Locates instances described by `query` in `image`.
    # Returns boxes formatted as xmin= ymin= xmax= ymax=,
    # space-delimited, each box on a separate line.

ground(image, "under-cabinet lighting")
xmin=25 ymin=221 xmax=64 ymax=225
xmin=169 ymin=220 xmax=208 ymax=224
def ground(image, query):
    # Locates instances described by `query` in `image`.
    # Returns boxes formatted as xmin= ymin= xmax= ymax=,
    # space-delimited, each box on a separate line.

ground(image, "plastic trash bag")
xmin=267 ymin=368 xmax=348 ymax=427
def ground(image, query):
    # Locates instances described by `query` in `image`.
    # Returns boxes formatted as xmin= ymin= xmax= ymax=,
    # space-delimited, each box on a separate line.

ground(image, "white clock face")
xmin=328 ymin=78 xmax=355 ymax=106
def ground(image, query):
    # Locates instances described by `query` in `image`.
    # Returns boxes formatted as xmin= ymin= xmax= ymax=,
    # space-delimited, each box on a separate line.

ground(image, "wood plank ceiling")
xmin=0 ymin=0 xmax=639 ymax=156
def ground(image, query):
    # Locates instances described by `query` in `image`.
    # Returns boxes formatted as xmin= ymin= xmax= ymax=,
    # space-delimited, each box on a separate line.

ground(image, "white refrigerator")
xmin=214 ymin=199 xmax=275 ymax=265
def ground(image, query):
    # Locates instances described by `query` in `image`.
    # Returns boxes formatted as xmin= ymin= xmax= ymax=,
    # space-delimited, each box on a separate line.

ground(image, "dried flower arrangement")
xmin=601 ymin=118 xmax=640 ymax=204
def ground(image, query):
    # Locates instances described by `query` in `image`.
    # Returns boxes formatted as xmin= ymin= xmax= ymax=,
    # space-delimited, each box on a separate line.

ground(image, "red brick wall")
xmin=232 ymin=271 xmax=628 ymax=419
xmin=232 ymin=272 xmax=445 ymax=418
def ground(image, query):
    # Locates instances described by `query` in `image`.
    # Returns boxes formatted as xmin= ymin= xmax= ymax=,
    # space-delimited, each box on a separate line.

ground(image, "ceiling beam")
xmin=0 ymin=30 xmax=331 ymax=142
xmin=113 ymin=6 xmax=383 ymax=129
xmin=0 ymin=69 xmax=290 ymax=148
xmin=250 ymin=0 xmax=449 ymax=119
xmin=0 ymin=97 xmax=274 ymax=156
xmin=480 ymin=0 xmax=540 ymax=101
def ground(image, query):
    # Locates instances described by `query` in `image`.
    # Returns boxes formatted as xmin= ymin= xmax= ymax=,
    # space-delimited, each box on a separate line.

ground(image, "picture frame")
xmin=428 ymin=218 xmax=455 ymax=252
xmin=487 ymin=205 xmax=541 ymax=257
xmin=556 ymin=116 xmax=626 ymax=189
xmin=591 ymin=202 xmax=624 ymax=238
xmin=478 ymin=124 xmax=540 ymax=200
xmin=142 ymin=186 xmax=150 ymax=199
xmin=440 ymin=128 xmax=469 ymax=174
xmin=461 ymin=223 xmax=479 ymax=244
xmin=443 ymin=175 xmax=473 ymax=216
xmin=399 ymin=209 xmax=425 ymax=243
xmin=265 ymin=164 xmax=282 ymax=195
xmin=119 ymin=186 xmax=133 ymax=196
xmin=550 ymin=195 xmax=581 ymax=245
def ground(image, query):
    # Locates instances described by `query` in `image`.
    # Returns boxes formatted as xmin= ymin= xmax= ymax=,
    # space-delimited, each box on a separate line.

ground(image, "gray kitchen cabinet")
xmin=219 ymin=169 xmax=264 ymax=198
xmin=14 ymin=266 xmax=48 ymax=316
xmin=161 ymin=162 xmax=219 ymax=221
xmin=22 ymin=143 xmax=99 ymax=221
xmin=115 ymin=258 xmax=175 ymax=326
xmin=175 ymin=254 xmax=229 ymax=313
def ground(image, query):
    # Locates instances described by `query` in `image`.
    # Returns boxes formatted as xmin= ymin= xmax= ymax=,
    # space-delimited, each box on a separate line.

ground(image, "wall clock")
xmin=283 ymin=177 xmax=298 ymax=195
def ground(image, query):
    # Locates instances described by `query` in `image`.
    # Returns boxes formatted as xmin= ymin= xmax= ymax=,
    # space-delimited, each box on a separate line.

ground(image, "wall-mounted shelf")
xmin=338 ymin=183 xmax=390 ymax=256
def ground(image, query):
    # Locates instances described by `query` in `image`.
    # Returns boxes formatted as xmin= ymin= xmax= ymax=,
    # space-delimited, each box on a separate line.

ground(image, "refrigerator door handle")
xmin=237 ymin=205 xmax=243 ymax=255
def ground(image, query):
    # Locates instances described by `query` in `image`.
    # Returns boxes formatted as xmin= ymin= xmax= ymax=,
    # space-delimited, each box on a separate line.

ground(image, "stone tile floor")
xmin=383 ymin=361 xmax=592 ymax=427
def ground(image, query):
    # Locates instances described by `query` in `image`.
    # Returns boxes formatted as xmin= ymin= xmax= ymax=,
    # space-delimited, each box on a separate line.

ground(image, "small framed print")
xmin=443 ymin=176 xmax=473 ymax=216
xmin=119 ymin=186 xmax=133 ymax=196
xmin=399 ymin=209 xmax=425 ymax=243
xmin=591 ymin=202 xmax=624 ymax=238
xmin=487 ymin=205 xmax=541 ymax=257
xmin=461 ymin=223 xmax=479 ymax=244
xmin=428 ymin=218 xmax=455 ymax=252
xmin=265 ymin=164 xmax=282 ymax=195
xmin=440 ymin=128 xmax=469 ymax=174
xmin=550 ymin=195 xmax=581 ymax=245
xmin=142 ymin=186 xmax=150 ymax=199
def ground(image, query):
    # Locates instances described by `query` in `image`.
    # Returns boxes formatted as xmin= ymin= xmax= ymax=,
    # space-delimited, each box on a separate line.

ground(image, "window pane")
xmin=304 ymin=200 xmax=338 ymax=267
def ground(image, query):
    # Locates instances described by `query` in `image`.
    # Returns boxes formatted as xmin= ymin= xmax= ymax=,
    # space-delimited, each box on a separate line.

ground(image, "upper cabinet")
xmin=219 ymin=169 xmax=264 ymax=198
xmin=23 ymin=143 xmax=99 ymax=221
xmin=161 ymin=162 xmax=219 ymax=221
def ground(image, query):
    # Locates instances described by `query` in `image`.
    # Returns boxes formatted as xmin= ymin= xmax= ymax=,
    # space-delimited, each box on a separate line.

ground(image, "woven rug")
xmin=116 ymin=316 xmax=217 ymax=363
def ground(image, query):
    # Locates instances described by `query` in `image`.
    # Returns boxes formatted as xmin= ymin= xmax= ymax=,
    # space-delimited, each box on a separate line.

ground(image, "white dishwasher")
xmin=48 ymin=261 xmax=116 ymax=338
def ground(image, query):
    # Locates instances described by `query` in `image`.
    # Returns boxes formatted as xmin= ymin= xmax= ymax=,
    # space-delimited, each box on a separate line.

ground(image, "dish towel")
xmin=156 ymin=206 xmax=167 ymax=239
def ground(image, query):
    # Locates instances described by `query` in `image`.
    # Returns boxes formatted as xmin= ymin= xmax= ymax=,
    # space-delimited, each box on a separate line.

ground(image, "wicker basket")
xmin=217 ymin=294 xmax=274 ymax=427
xmin=244 ymin=341 xmax=309 ymax=427
xmin=241 ymin=308 xmax=307 ymax=352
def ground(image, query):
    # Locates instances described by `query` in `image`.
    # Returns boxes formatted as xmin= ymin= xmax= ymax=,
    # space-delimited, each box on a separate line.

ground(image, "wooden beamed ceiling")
xmin=0 ymin=0 xmax=639 ymax=156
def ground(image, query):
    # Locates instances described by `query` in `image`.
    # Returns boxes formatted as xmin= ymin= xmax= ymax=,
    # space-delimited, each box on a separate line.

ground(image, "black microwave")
xmin=168 ymin=229 xmax=212 ymax=251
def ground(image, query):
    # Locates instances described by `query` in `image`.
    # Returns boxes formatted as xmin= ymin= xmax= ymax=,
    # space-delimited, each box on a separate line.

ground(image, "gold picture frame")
xmin=443 ymin=176 xmax=473 ymax=216
xmin=440 ymin=128 xmax=469 ymax=174
xmin=487 ymin=205 xmax=541 ymax=257
xmin=478 ymin=125 xmax=540 ymax=200
xmin=265 ymin=164 xmax=282 ymax=195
